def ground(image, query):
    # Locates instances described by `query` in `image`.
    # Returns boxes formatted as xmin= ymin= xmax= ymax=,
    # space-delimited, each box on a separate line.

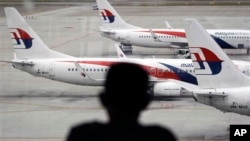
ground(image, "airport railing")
xmin=0 ymin=0 xmax=250 ymax=6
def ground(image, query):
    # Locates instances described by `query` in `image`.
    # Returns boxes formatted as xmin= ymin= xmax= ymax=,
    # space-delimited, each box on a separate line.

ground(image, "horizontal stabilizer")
xmin=99 ymin=27 xmax=116 ymax=34
xmin=0 ymin=59 xmax=34 ymax=66
xmin=195 ymin=91 xmax=227 ymax=98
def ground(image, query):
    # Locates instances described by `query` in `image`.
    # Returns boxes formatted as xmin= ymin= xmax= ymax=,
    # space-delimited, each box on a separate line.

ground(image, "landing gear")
xmin=119 ymin=43 xmax=133 ymax=54
xmin=176 ymin=48 xmax=191 ymax=59
xmin=147 ymin=83 xmax=155 ymax=97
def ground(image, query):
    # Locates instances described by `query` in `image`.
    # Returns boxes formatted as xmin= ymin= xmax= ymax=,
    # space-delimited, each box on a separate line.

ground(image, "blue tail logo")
xmin=10 ymin=28 xmax=33 ymax=49
xmin=190 ymin=47 xmax=223 ymax=75
xmin=99 ymin=9 xmax=115 ymax=23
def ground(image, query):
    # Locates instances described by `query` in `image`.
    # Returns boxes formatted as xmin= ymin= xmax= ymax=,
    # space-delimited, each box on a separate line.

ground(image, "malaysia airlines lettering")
xmin=214 ymin=32 xmax=249 ymax=36
xmin=230 ymin=102 xmax=248 ymax=109
xmin=180 ymin=63 xmax=193 ymax=67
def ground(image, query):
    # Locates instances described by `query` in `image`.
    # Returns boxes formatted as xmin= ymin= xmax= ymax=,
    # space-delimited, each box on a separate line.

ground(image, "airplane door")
xmin=49 ymin=63 xmax=55 ymax=76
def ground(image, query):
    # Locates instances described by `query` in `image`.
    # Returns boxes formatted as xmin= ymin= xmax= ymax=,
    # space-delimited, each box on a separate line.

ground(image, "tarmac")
xmin=1 ymin=2 xmax=250 ymax=141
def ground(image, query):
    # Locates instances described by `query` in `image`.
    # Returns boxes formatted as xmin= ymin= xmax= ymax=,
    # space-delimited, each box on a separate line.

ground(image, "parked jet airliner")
xmin=2 ymin=7 xmax=250 ymax=97
xmin=183 ymin=19 xmax=250 ymax=116
xmin=96 ymin=0 xmax=250 ymax=53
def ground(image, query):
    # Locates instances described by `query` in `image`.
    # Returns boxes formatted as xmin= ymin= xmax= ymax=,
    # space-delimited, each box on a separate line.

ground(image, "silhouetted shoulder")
xmin=66 ymin=121 xmax=106 ymax=141
xmin=66 ymin=63 xmax=177 ymax=141
xmin=66 ymin=121 xmax=177 ymax=141
xmin=143 ymin=125 xmax=177 ymax=141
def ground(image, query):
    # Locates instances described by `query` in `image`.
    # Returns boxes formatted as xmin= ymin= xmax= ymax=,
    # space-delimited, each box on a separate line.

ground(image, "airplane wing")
xmin=74 ymin=61 xmax=105 ymax=81
xmin=149 ymin=28 xmax=162 ymax=42
xmin=149 ymin=28 xmax=186 ymax=48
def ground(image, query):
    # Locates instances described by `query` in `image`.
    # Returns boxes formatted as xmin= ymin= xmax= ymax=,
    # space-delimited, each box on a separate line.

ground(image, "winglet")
xmin=74 ymin=62 xmax=105 ymax=81
xmin=114 ymin=43 xmax=127 ymax=58
xmin=165 ymin=21 xmax=173 ymax=29
xmin=149 ymin=28 xmax=162 ymax=42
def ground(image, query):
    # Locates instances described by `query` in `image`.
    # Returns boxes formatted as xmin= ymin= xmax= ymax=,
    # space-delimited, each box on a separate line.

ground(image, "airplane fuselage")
xmin=101 ymin=29 xmax=250 ymax=49
xmin=194 ymin=87 xmax=250 ymax=116
xmin=13 ymin=58 xmax=197 ymax=86
xmin=12 ymin=58 xmax=250 ymax=87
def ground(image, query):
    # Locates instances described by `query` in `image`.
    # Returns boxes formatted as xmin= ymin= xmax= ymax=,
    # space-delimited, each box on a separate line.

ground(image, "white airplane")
xmin=183 ymin=19 xmax=250 ymax=116
xmin=2 ymin=7 xmax=250 ymax=97
xmin=96 ymin=0 xmax=250 ymax=54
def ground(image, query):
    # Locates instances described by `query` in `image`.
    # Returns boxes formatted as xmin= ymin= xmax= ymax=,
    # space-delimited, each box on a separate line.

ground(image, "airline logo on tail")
xmin=10 ymin=28 xmax=33 ymax=49
xmin=190 ymin=47 xmax=223 ymax=75
xmin=99 ymin=9 xmax=115 ymax=23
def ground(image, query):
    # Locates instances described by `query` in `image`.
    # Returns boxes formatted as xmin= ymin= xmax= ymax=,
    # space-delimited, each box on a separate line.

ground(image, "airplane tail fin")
xmin=184 ymin=19 xmax=250 ymax=88
xmin=96 ymin=0 xmax=140 ymax=29
xmin=4 ymin=7 xmax=72 ymax=59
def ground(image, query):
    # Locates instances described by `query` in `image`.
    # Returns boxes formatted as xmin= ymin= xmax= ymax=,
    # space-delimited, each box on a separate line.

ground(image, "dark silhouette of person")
xmin=66 ymin=62 xmax=177 ymax=141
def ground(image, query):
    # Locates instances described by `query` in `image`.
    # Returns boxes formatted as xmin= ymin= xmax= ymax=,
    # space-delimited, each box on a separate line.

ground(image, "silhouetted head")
xmin=100 ymin=62 xmax=151 ymax=114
